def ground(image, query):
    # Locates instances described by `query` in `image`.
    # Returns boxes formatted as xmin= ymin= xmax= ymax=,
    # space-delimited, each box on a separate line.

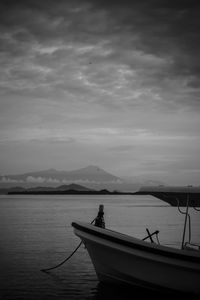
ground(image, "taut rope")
xmin=41 ymin=217 xmax=96 ymax=273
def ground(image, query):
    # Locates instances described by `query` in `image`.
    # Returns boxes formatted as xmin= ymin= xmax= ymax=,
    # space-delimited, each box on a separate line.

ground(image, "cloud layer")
xmin=0 ymin=0 xmax=200 ymax=184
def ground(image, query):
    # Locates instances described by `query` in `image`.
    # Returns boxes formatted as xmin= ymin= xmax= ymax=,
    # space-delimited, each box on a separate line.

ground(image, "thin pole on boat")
xmin=94 ymin=204 xmax=105 ymax=228
xmin=181 ymin=193 xmax=190 ymax=249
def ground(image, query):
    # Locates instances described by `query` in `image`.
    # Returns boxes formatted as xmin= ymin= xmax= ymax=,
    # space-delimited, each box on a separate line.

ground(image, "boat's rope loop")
xmin=40 ymin=217 xmax=96 ymax=273
xmin=41 ymin=241 xmax=83 ymax=272
xmin=41 ymin=205 xmax=105 ymax=273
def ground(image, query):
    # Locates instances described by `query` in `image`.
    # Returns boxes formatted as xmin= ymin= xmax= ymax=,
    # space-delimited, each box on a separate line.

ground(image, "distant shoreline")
xmin=8 ymin=190 xmax=135 ymax=195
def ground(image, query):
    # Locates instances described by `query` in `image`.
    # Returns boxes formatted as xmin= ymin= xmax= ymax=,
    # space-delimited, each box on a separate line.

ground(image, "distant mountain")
xmin=0 ymin=165 xmax=141 ymax=192
xmin=0 ymin=165 xmax=119 ymax=182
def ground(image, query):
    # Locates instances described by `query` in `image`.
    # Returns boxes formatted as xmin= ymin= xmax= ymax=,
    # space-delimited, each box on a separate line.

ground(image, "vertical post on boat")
xmin=181 ymin=193 xmax=189 ymax=249
xmin=94 ymin=205 xmax=105 ymax=228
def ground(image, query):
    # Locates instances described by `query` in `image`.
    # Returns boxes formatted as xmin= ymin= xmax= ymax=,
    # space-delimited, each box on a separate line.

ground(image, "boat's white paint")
xmin=72 ymin=222 xmax=200 ymax=295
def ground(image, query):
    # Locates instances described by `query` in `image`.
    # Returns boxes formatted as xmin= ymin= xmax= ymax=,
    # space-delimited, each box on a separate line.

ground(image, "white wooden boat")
xmin=72 ymin=186 xmax=200 ymax=295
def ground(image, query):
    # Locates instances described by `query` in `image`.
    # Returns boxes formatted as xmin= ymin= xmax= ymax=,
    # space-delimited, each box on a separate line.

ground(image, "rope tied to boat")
xmin=41 ymin=205 xmax=104 ymax=272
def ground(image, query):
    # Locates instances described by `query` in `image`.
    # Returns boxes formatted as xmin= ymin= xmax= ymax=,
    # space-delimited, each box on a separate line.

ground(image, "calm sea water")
xmin=0 ymin=195 xmax=199 ymax=299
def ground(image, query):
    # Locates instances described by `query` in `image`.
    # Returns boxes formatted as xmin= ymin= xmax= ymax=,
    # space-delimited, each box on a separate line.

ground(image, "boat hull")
xmin=72 ymin=222 xmax=200 ymax=295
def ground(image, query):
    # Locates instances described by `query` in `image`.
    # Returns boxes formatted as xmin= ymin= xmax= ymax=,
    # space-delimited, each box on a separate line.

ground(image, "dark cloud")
xmin=0 ymin=0 xmax=199 ymax=111
xmin=92 ymin=1 xmax=200 ymax=75
xmin=1 ymin=0 xmax=200 ymax=183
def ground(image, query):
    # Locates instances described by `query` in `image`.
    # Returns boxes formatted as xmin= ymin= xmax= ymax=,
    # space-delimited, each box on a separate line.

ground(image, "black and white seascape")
xmin=0 ymin=1 xmax=200 ymax=299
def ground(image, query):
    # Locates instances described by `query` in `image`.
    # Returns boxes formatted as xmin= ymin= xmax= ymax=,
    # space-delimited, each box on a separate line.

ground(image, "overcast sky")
xmin=0 ymin=0 xmax=200 ymax=184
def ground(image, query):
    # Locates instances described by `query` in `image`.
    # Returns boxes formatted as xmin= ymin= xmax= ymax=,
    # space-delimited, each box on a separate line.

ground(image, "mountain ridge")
xmin=0 ymin=165 xmax=120 ymax=181
xmin=0 ymin=166 xmax=163 ymax=192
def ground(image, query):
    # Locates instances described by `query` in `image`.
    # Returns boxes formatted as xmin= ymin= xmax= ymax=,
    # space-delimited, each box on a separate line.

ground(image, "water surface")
xmin=0 ymin=195 xmax=199 ymax=299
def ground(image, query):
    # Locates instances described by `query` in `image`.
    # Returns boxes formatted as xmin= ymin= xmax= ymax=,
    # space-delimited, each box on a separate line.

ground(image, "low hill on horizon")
xmin=0 ymin=183 xmax=94 ymax=195
xmin=0 ymin=165 xmax=163 ymax=192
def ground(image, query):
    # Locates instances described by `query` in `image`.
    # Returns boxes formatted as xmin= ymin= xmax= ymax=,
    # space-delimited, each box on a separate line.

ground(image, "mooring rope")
xmin=41 ymin=217 xmax=96 ymax=272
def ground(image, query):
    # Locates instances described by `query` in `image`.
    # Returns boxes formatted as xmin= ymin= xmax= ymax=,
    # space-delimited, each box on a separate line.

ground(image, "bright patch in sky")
xmin=0 ymin=0 xmax=200 ymax=185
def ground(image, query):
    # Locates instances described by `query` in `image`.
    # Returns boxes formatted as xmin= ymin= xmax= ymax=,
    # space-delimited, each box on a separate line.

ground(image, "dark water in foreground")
xmin=0 ymin=195 xmax=199 ymax=299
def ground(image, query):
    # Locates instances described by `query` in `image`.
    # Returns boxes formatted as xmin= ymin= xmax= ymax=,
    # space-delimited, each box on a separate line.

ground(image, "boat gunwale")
xmin=72 ymin=222 xmax=200 ymax=263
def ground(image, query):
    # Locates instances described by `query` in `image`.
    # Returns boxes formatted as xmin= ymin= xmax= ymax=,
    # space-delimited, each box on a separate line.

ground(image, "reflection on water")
xmin=93 ymin=283 xmax=170 ymax=300
xmin=0 ymin=195 xmax=199 ymax=299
